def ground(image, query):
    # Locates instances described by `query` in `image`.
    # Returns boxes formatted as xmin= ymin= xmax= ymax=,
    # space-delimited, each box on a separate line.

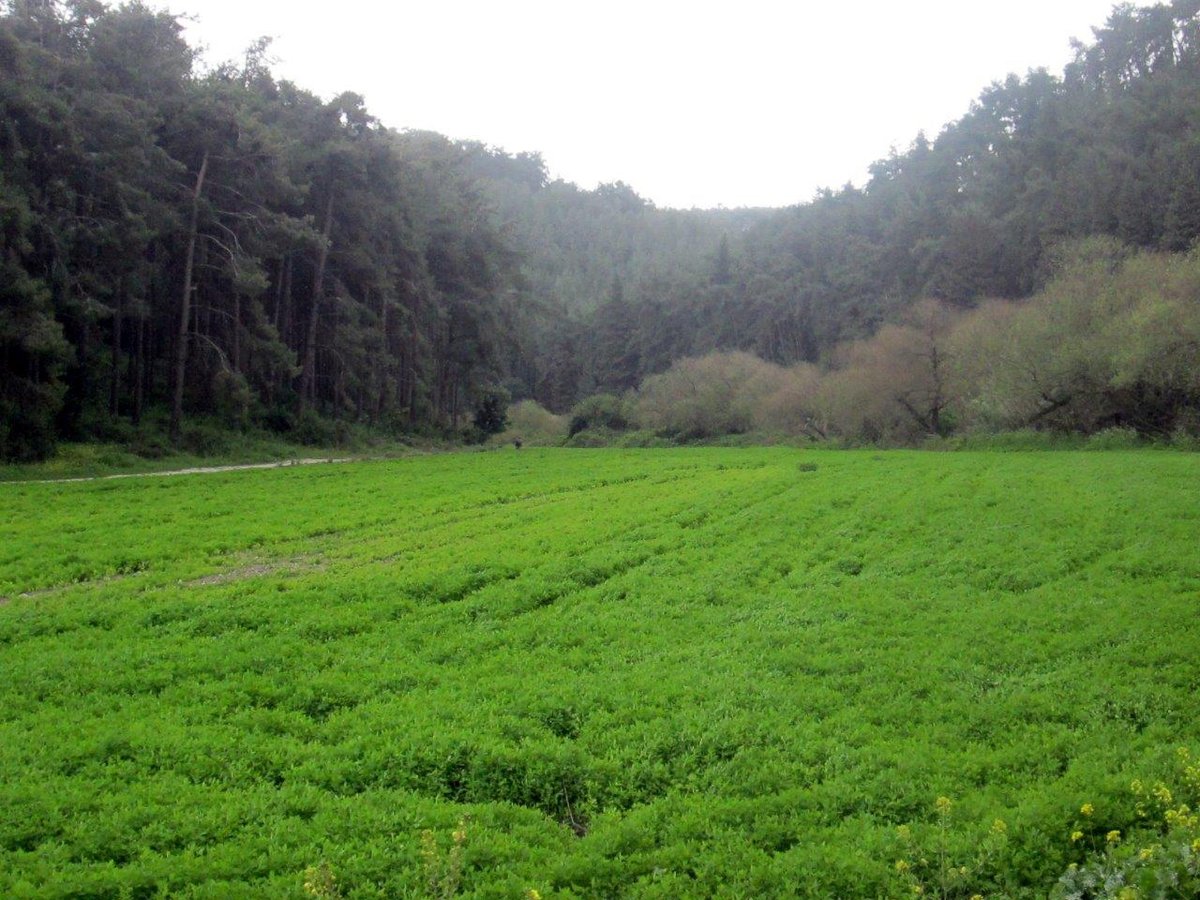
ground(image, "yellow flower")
xmin=1080 ymin=803 xmax=1094 ymax=817
xmin=991 ymin=818 xmax=1007 ymax=835
xmin=1138 ymin=847 xmax=1153 ymax=861
xmin=1130 ymin=779 xmax=1144 ymax=794
xmin=935 ymin=796 xmax=953 ymax=815
xmin=1071 ymin=830 xmax=1084 ymax=842
xmin=896 ymin=824 xmax=912 ymax=840
xmin=970 ymin=895 xmax=984 ymax=900
xmin=1153 ymin=784 xmax=1173 ymax=805
xmin=1107 ymin=830 xmax=1121 ymax=844
xmin=1117 ymin=889 xmax=1139 ymax=900
xmin=895 ymin=859 xmax=910 ymax=873
xmin=1191 ymin=837 xmax=1200 ymax=853
xmin=526 ymin=891 xmax=542 ymax=900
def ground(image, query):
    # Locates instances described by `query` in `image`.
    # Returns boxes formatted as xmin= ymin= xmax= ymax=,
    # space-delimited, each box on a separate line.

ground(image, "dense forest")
xmin=2 ymin=0 xmax=1200 ymax=460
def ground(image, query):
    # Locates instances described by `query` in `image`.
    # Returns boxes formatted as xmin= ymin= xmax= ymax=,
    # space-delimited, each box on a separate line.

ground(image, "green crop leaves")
xmin=0 ymin=449 xmax=1198 ymax=896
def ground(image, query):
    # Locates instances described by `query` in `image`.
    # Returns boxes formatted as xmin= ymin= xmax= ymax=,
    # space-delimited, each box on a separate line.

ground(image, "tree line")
xmin=1 ymin=1 xmax=530 ymax=460
xmin=493 ymin=0 xmax=1200 ymax=416
xmin=3 ymin=0 xmax=1200 ymax=460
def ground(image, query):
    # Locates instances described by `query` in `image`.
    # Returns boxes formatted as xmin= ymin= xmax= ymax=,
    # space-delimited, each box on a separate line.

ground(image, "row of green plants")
xmin=2 ymin=450 xmax=1198 ymax=895
xmin=300 ymin=747 xmax=1200 ymax=898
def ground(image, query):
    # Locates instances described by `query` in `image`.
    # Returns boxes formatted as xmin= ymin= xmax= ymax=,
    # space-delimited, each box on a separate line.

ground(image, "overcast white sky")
xmin=178 ymin=1 xmax=1120 ymax=210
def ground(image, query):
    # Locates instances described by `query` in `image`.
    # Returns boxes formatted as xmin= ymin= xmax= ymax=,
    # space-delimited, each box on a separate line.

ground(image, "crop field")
xmin=1 ymin=448 xmax=1199 ymax=898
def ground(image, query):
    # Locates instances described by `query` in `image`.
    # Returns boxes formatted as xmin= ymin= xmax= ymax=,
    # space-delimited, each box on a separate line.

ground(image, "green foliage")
xmin=634 ymin=249 xmax=1200 ymax=447
xmin=303 ymin=861 xmax=342 ymax=898
xmin=471 ymin=387 xmax=510 ymax=438
xmin=1053 ymin=749 xmax=1200 ymax=899
xmin=492 ymin=400 xmax=567 ymax=447
xmin=568 ymin=393 xmax=632 ymax=436
xmin=6 ymin=0 xmax=1200 ymax=455
xmin=0 ymin=449 xmax=1198 ymax=895
xmin=634 ymin=352 xmax=810 ymax=440
xmin=893 ymin=797 xmax=1011 ymax=898
xmin=0 ymin=3 xmax=524 ymax=456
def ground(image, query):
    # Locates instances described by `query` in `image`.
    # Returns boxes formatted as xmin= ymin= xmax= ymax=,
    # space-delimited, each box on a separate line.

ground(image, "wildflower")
xmin=1138 ymin=847 xmax=1153 ymax=861
xmin=303 ymin=863 xmax=338 ymax=898
xmin=1191 ymin=837 xmax=1200 ymax=853
xmin=1117 ymin=889 xmax=1139 ymax=900
xmin=970 ymin=895 xmax=984 ymax=900
xmin=935 ymin=796 xmax=953 ymax=815
xmin=1071 ymin=830 xmax=1084 ymax=842
xmin=1080 ymin=803 xmax=1094 ymax=817
xmin=1153 ymin=784 xmax=1173 ymax=805
xmin=1068 ymin=863 xmax=1078 ymax=872
xmin=896 ymin=824 xmax=912 ymax=840
xmin=1130 ymin=779 xmax=1144 ymax=794
xmin=1107 ymin=830 xmax=1121 ymax=844
xmin=991 ymin=818 xmax=1007 ymax=835
xmin=526 ymin=891 xmax=542 ymax=900
xmin=895 ymin=859 xmax=910 ymax=873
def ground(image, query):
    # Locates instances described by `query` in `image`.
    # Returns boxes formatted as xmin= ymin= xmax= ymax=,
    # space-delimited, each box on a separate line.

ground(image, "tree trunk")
xmin=170 ymin=150 xmax=209 ymax=443
xmin=299 ymin=193 xmax=334 ymax=411
xmin=109 ymin=278 xmax=123 ymax=417
xmin=133 ymin=311 xmax=145 ymax=426
xmin=232 ymin=292 xmax=241 ymax=373
xmin=376 ymin=296 xmax=389 ymax=418
xmin=272 ymin=256 xmax=285 ymax=330
xmin=406 ymin=293 xmax=419 ymax=424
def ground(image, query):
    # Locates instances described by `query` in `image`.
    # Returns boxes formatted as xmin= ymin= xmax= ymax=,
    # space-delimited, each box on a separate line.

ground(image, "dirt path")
xmin=8 ymin=456 xmax=357 ymax=486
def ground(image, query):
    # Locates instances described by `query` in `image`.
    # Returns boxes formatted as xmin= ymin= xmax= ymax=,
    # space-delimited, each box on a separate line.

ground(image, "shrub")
xmin=472 ymin=387 xmax=510 ymax=438
xmin=634 ymin=351 xmax=807 ymax=439
xmin=292 ymin=410 xmax=338 ymax=447
xmin=568 ymin=394 xmax=632 ymax=437
xmin=493 ymin=400 xmax=567 ymax=446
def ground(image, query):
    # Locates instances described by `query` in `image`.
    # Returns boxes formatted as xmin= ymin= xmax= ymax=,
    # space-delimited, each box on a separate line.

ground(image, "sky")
xmin=178 ymin=0 xmax=1122 ymax=210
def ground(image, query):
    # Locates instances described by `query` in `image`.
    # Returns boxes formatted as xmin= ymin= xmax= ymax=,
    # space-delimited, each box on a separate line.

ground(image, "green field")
xmin=1 ymin=449 xmax=1198 ymax=898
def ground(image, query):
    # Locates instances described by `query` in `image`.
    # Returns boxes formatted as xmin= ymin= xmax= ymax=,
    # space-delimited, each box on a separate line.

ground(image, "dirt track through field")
xmin=6 ymin=457 xmax=356 ymax=486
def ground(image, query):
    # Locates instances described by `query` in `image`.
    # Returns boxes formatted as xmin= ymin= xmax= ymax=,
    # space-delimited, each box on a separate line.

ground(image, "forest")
xmin=2 ymin=0 xmax=1200 ymax=461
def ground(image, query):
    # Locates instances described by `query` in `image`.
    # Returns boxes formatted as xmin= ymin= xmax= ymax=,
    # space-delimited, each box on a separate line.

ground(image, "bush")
xmin=1085 ymin=427 xmax=1142 ymax=451
xmin=493 ymin=400 xmax=567 ymax=447
xmin=126 ymin=429 xmax=172 ymax=460
xmin=213 ymin=370 xmax=253 ymax=429
xmin=291 ymin=410 xmax=339 ymax=447
xmin=564 ymin=427 xmax=623 ymax=448
xmin=634 ymin=352 xmax=760 ymax=438
xmin=614 ymin=429 xmax=673 ymax=448
xmin=472 ymin=387 xmax=510 ymax=438
xmin=0 ymin=384 xmax=63 ymax=462
xmin=178 ymin=422 xmax=233 ymax=456
xmin=568 ymin=394 xmax=632 ymax=437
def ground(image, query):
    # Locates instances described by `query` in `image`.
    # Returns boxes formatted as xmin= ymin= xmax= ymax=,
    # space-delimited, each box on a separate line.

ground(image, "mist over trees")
xmin=2 ymin=0 xmax=1200 ymax=460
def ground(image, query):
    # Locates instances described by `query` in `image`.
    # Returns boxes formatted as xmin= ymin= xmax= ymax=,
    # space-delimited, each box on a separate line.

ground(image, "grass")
xmin=0 ymin=448 xmax=1198 ymax=897
xmin=0 ymin=433 xmax=448 ymax=484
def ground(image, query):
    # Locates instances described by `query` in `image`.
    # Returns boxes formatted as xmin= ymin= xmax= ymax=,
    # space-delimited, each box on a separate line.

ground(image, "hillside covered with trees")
xmin=2 ymin=0 xmax=1200 ymax=460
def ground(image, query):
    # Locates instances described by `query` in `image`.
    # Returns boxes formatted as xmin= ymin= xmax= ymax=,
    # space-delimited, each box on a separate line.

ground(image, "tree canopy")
xmin=3 ymin=1 xmax=1200 ymax=459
